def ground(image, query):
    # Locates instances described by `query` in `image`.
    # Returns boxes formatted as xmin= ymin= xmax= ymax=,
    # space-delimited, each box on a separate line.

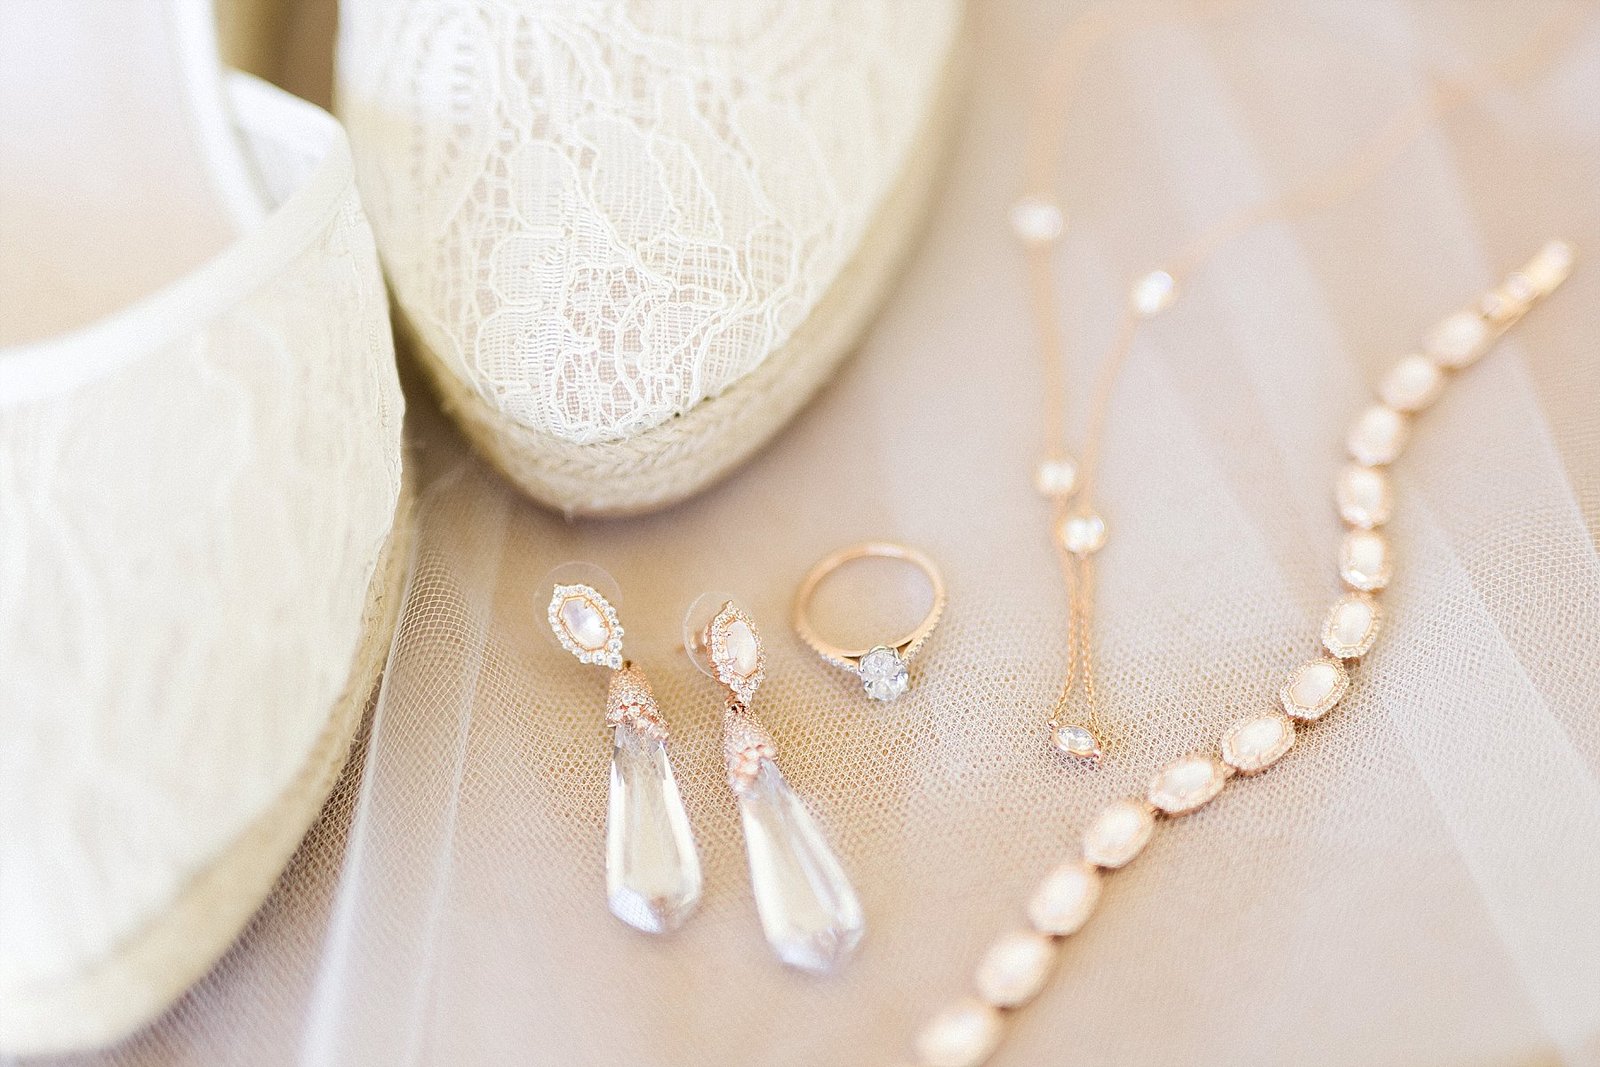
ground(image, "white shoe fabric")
xmin=0 ymin=73 xmax=405 ymax=1053
xmin=337 ymin=0 xmax=965 ymax=514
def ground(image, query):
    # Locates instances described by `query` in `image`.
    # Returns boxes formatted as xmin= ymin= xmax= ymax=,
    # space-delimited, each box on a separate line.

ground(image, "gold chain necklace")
xmin=907 ymin=4 xmax=1582 ymax=1064
xmin=1016 ymin=0 xmax=1582 ymax=762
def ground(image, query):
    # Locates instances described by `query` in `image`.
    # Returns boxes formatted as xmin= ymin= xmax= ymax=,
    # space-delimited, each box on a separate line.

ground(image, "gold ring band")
xmin=791 ymin=541 xmax=946 ymax=701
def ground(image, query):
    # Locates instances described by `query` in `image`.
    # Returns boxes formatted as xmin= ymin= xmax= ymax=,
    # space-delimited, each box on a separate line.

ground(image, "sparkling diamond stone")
xmin=858 ymin=647 xmax=910 ymax=701
xmin=1148 ymin=753 xmax=1228 ymax=815
xmin=1050 ymin=723 xmax=1101 ymax=760
xmin=1524 ymin=239 xmax=1574 ymax=294
xmin=1081 ymin=798 xmax=1155 ymax=869
xmin=1346 ymin=405 xmax=1408 ymax=466
xmin=975 ymin=930 xmax=1057 ymax=1008
xmin=1336 ymin=464 xmax=1392 ymax=528
xmin=738 ymin=760 xmax=864 ymax=973
xmin=1279 ymin=658 xmax=1350 ymax=721
xmin=1220 ymin=713 xmax=1295 ymax=776
xmin=724 ymin=618 xmax=761 ymax=677
xmin=1379 ymin=354 xmax=1445 ymax=413
xmin=1425 ymin=309 xmax=1490 ymax=369
xmin=1059 ymin=513 xmax=1106 ymax=554
xmin=915 ymin=998 xmax=1003 ymax=1067
xmin=1034 ymin=456 xmax=1078 ymax=497
xmin=1026 ymin=860 xmax=1101 ymax=936
xmin=1322 ymin=592 xmax=1381 ymax=659
xmin=1009 ymin=196 xmax=1064 ymax=244
xmin=606 ymin=720 xmax=702 ymax=934
xmin=1131 ymin=270 xmax=1175 ymax=315
xmin=1340 ymin=528 xmax=1391 ymax=591
xmin=559 ymin=595 xmax=610 ymax=651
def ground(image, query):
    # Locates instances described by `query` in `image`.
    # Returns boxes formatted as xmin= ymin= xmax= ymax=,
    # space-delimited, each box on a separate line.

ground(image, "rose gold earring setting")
xmin=546 ymin=581 xmax=701 ymax=935
xmin=792 ymin=542 xmax=947 ymax=702
xmin=690 ymin=600 xmax=866 ymax=973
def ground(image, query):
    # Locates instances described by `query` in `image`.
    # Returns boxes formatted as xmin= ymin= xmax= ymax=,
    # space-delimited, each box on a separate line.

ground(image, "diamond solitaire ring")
xmin=792 ymin=542 xmax=946 ymax=702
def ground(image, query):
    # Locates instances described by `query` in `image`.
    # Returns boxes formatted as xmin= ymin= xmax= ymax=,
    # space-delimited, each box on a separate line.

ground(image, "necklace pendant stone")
xmin=1009 ymin=196 xmax=1064 ymax=244
xmin=1034 ymin=456 xmax=1078 ymax=497
xmin=1050 ymin=722 xmax=1102 ymax=761
xmin=1059 ymin=513 xmax=1106 ymax=554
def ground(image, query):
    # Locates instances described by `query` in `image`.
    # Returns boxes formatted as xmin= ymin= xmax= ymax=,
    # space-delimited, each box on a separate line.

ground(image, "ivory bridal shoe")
xmin=337 ymin=0 xmax=965 ymax=515
xmin=0 ymin=1 xmax=406 ymax=1052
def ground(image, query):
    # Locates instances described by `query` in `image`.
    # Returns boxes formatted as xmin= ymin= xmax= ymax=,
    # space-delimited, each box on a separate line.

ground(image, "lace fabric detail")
xmin=337 ymin=0 xmax=962 ymax=445
xmin=0 ymin=79 xmax=403 ymax=989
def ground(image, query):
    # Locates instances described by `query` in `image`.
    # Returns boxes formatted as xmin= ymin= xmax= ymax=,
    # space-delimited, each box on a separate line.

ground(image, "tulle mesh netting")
xmin=32 ymin=2 xmax=1600 ymax=1064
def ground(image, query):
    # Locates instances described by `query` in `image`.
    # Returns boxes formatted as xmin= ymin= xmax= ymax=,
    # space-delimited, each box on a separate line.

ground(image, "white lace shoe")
xmin=0 ymin=3 xmax=406 ymax=1053
xmin=338 ymin=0 xmax=965 ymax=515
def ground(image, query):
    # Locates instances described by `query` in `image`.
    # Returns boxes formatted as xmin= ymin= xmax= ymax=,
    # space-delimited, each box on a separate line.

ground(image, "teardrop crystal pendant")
xmin=712 ymin=605 xmax=864 ymax=973
xmin=730 ymin=725 xmax=866 ymax=973
xmin=548 ymin=581 xmax=701 ymax=935
xmin=604 ymin=666 xmax=702 ymax=934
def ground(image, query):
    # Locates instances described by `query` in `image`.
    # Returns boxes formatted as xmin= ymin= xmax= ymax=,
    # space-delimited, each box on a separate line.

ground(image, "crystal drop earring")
xmin=688 ymin=598 xmax=865 ymax=973
xmin=547 ymin=579 xmax=701 ymax=934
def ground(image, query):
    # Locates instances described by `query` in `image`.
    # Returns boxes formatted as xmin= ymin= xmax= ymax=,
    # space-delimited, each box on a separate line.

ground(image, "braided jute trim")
xmin=407 ymin=29 xmax=969 ymax=519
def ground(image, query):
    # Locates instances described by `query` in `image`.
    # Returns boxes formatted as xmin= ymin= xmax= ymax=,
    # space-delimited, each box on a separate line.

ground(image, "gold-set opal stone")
xmin=917 ymin=110 xmax=1573 ymax=1067
xmin=1221 ymin=713 xmax=1295 ymax=775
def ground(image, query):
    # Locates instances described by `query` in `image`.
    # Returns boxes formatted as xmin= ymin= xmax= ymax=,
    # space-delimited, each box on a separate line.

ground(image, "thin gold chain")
xmin=1026 ymin=0 xmax=1586 ymax=755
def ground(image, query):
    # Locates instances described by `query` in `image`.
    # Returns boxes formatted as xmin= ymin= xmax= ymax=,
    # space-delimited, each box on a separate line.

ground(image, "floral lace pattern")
xmin=338 ymin=0 xmax=961 ymax=444
xmin=0 ymin=80 xmax=403 ymax=990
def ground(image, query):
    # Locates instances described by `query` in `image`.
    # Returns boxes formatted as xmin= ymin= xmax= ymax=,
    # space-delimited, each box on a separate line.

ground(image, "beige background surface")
xmin=26 ymin=1 xmax=1600 ymax=1064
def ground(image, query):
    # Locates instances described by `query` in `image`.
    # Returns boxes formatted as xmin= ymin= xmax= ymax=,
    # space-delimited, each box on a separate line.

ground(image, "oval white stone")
xmin=1340 ymin=528 xmax=1391 ymax=591
xmin=1147 ymin=754 xmax=1227 ymax=815
xmin=1081 ymin=798 xmax=1155 ymax=869
xmin=1059 ymin=514 xmax=1106 ymax=554
xmin=1050 ymin=723 xmax=1100 ymax=759
xmin=1335 ymin=464 xmax=1392 ymax=528
xmin=1009 ymin=196 xmax=1064 ymax=244
xmin=1524 ymin=239 xmax=1574 ymax=294
xmin=1220 ymin=713 xmax=1294 ymax=775
xmin=1322 ymin=593 xmax=1381 ymax=659
xmin=1379 ymin=354 xmax=1444 ymax=413
xmin=1131 ymin=270 xmax=1175 ymax=316
xmin=915 ymin=998 xmax=1003 ymax=1067
xmin=1034 ymin=456 xmax=1078 ymax=497
xmin=1426 ymin=309 xmax=1491 ymax=369
xmin=1280 ymin=658 xmax=1350 ymax=721
xmin=723 ymin=618 xmax=761 ymax=677
xmin=559 ymin=596 xmax=610 ymax=651
xmin=1026 ymin=860 xmax=1101 ymax=937
xmin=975 ymin=930 xmax=1058 ymax=1008
xmin=1346 ymin=405 xmax=1408 ymax=466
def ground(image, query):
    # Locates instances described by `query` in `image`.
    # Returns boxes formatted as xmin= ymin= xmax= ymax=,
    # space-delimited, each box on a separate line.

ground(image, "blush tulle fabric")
xmin=54 ymin=3 xmax=1600 ymax=1064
